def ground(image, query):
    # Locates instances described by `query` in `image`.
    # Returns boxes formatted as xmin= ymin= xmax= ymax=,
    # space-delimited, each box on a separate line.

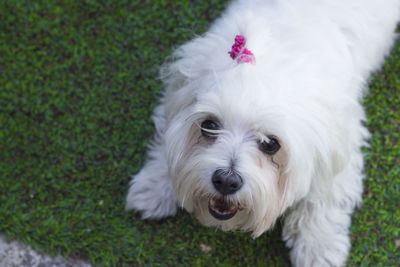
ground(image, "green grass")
xmin=0 ymin=0 xmax=399 ymax=266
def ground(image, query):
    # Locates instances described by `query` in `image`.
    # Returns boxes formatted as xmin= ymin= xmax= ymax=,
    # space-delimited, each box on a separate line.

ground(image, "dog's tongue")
xmin=208 ymin=197 xmax=238 ymax=220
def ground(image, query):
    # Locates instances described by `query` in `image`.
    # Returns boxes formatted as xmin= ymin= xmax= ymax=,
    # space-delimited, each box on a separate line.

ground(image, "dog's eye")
xmin=259 ymin=137 xmax=280 ymax=155
xmin=201 ymin=120 xmax=219 ymax=139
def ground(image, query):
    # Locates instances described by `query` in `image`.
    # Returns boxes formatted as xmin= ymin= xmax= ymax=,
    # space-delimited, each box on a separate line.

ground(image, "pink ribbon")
xmin=228 ymin=35 xmax=255 ymax=64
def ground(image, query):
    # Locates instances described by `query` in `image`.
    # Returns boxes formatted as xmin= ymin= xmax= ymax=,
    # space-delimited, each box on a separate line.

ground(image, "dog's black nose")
xmin=212 ymin=169 xmax=243 ymax=195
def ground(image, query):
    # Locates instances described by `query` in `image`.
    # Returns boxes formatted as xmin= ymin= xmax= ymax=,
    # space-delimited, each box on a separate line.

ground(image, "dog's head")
xmin=162 ymin=33 xmax=354 ymax=237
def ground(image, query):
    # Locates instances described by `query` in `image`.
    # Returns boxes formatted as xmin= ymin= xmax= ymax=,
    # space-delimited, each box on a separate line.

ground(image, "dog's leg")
xmin=283 ymin=198 xmax=355 ymax=267
xmin=283 ymin=163 xmax=363 ymax=267
xmin=125 ymin=105 xmax=178 ymax=219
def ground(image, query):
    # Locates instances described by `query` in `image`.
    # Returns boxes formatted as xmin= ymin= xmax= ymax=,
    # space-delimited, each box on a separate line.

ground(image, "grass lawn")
xmin=0 ymin=0 xmax=399 ymax=266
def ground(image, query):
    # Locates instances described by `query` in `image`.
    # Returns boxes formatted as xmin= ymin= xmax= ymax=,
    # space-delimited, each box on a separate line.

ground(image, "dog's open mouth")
xmin=208 ymin=197 xmax=238 ymax=220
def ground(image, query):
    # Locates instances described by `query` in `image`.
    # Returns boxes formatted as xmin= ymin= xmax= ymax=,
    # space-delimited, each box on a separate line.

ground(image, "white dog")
xmin=126 ymin=0 xmax=399 ymax=266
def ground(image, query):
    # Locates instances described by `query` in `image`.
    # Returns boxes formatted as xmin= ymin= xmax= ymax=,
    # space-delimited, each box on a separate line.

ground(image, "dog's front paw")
xmin=284 ymin=205 xmax=351 ymax=267
xmin=287 ymin=235 xmax=349 ymax=267
xmin=125 ymin=169 xmax=178 ymax=219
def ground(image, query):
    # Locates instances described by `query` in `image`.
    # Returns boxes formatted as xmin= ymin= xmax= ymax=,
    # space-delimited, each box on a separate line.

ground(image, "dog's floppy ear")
xmin=284 ymin=115 xmax=361 ymax=199
xmin=160 ymin=36 xmax=209 ymax=91
xmin=160 ymin=33 xmax=234 ymax=89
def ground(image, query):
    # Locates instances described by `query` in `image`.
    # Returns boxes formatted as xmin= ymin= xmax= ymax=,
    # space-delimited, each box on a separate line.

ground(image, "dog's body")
xmin=126 ymin=0 xmax=400 ymax=266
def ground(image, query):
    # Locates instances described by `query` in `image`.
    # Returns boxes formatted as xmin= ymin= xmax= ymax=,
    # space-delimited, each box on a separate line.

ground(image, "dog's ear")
xmin=160 ymin=33 xmax=232 ymax=89
xmin=160 ymin=36 xmax=208 ymax=91
xmin=284 ymin=119 xmax=358 ymax=200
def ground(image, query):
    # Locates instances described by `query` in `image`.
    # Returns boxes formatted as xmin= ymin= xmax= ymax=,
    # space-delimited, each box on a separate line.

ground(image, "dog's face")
xmin=176 ymin=116 xmax=290 ymax=237
xmin=162 ymin=36 xmax=349 ymax=236
xmin=162 ymin=67 xmax=329 ymax=237
xmin=171 ymin=92 xmax=290 ymax=236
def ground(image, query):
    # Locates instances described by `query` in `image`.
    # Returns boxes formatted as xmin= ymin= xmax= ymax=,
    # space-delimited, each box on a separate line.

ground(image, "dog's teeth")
xmin=208 ymin=197 xmax=238 ymax=215
xmin=210 ymin=198 xmax=216 ymax=206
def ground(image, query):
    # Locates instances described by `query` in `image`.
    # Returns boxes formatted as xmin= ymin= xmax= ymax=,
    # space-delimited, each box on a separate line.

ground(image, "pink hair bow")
xmin=228 ymin=35 xmax=256 ymax=64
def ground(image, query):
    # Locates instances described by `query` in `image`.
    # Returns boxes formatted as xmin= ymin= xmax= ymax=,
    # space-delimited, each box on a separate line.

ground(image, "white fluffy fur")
xmin=126 ymin=0 xmax=400 ymax=266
